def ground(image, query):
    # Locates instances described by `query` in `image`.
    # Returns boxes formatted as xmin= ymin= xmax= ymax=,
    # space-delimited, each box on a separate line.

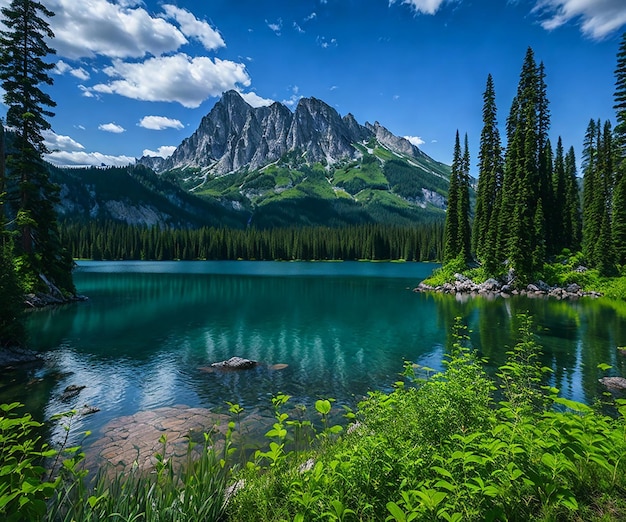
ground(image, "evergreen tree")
xmin=582 ymin=119 xmax=599 ymax=263
xmin=0 ymin=0 xmax=74 ymax=293
xmin=443 ymin=131 xmax=462 ymax=263
xmin=552 ymin=137 xmax=567 ymax=252
xmin=613 ymin=171 xmax=626 ymax=265
xmin=472 ymin=74 xmax=503 ymax=273
xmin=457 ymin=133 xmax=471 ymax=261
xmin=497 ymin=47 xmax=552 ymax=282
xmin=614 ymin=31 xmax=626 ymax=166
xmin=612 ymin=32 xmax=626 ymax=264
xmin=564 ymin=146 xmax=582 ymax=251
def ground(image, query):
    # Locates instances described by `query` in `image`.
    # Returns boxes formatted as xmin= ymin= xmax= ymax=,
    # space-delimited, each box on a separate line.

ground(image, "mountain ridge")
xmin=139 ymin=90 xmax=436 ymax=177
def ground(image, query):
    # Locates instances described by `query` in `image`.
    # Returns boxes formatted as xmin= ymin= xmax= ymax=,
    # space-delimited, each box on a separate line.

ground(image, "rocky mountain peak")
xmin=144 ymin=90 xmax=427 ymax=175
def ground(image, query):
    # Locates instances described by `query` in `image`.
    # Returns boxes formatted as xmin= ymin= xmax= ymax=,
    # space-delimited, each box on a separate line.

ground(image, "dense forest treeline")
xmin=59 ymin=222 xmax=444 ymax=261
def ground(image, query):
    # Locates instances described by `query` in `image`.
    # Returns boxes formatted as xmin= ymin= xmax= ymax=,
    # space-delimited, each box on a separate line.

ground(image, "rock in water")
xmin=600 ymin=376 xmax=626 ymax=390
xmin=211 ymin=356 xmax=258 ymax=370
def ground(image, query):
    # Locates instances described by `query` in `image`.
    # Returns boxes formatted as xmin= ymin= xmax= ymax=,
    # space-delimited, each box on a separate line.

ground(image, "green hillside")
xmin=161 ymin=142 xmax=452 ymax=228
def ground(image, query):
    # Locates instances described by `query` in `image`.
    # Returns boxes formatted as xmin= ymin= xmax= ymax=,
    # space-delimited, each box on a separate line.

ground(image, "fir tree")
xmin=582 ymin=119 xmax=599 ymax=264
xmin=443 ymin=131 xmax=463 ymax=263
xmin=0 ymin=0 xmax=74 ymax=293
xmin=613 ymin=171 xmax=626 ymax=265
xmin=472 ymin=74 xmax=503 ymax=273
xmin=614 ymin=31 xmax=626 ymax=166
xmin=458 ymin=133 xmax=471 ymax=261
xmin=552 ymin=137 xmax=567 ymax=252
xmin=564 ymin=146 xmax=581 ymax=251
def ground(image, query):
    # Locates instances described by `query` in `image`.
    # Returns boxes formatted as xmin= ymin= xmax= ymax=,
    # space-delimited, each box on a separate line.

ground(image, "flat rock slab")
xmin=211 ymin=356 xmax=258 ymax=370
xmin=87 ymin=405 xmax=232 ymax=474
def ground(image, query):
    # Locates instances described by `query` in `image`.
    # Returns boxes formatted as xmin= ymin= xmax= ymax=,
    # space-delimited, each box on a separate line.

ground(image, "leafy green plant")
xmin=0 ymin=403 xmax=58 ymax=522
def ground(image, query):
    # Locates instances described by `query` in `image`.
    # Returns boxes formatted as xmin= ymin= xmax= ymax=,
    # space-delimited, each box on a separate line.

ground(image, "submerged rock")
xmin=600 ymin=376 xmax=626 ymax=390
xmin=211 ymin=356 xmax=258 ymax=370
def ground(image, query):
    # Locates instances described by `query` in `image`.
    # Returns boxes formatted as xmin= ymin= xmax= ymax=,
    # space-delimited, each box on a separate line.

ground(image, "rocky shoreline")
xmin=415 ymin=273 xmax=602 ymax=300
xmin=24 ymin=291 xmax=88 ymax=308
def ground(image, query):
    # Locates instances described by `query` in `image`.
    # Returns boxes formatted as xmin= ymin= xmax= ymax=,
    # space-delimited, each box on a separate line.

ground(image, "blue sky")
xmin=1 ymin=0 xmax=625 ymax=173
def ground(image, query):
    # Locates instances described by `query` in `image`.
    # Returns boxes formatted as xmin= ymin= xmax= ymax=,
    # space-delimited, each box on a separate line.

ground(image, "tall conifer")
xmin=0 ymin=0 xmax=74 ymax=293
xmin=443 ymin=131 xmax=462 ymax=263
xmin=473 ymin=74 xmax=503 ymax=272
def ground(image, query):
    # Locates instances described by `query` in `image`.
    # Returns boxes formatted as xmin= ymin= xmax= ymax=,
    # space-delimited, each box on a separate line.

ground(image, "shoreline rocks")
xmin=415 ymin=273 xmax=602 ymax=300
xmin=24 ymin=292 xmax=88 ymax=309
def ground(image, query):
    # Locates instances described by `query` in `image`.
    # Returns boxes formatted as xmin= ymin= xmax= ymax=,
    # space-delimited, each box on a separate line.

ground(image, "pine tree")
xmin=458 ymin=133 xmax=471 ymax=261
xmin=612 ymin=32 xmax=626 ymax=264
xmin=582 ymin=119 xmax=599 ymax=263
xmin=472 ymin=74 xmax=503 ymax=273
xmin=613 ymin=171 xmax=626 ymax=264
xmin=552 ymin=137 xmax=567 ymax=252
xmin=0 ymin=0 xmax=74 ymax=294
xmin=497 ymin=47 xmax=551 ymax=282
xmin=443 ymin=131 xmax=462 ymax=263
xmin=564 ymin=146 xmax=581 ymax=251
xmin=614 ymin=31 xmax=626 ymax=167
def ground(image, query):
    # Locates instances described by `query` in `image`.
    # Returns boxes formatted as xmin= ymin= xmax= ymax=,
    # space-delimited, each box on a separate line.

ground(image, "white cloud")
xmin=46 ymin=0 xmax=187 ymax=60
xmin=161 ymin=4 xmax=225 ymax=51
xmin=389 ymin=0 xmax=449 ymax=15
xmin=293 ymin=22 xmax=305 ymax=33
xmin=44 ymin=150 xmax=135 ymax=167
xmin=90 ymin=54 xmax=250 ymax=108
xmin=317 ymin=36 xmax=338 ymax=48
xmin=238 ymin=91 xmax=275 ymax=108
xmin=99 ymin=122 xmax=126 ymax=133
xmin=42 ymin=130 xmax=85 ymax=152
xmin=142 ymin=145 xmax=176 ymax=158
xmin=282 ymin=85 xmax=302 ymax=107
xmin=533 ymin=0 xmax=626 ymax=39
xmin=305 ymin=12 xmax=317 ymax=21
xmin=405 ymin=135 xmax=425 ymax=146
xmin=55 ymin=60 xmax=91 ymax=80
xmin=139 ymin=116 xmax=185 ymax=130
xmin=266 ymin=18 xmax=282 ymax=35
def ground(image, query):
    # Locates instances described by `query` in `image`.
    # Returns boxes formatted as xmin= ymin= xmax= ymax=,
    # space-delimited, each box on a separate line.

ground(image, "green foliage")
xmin=0 ymin=403 xmax=58 ymax=522
xmin=421 ymin=254 xmax=467 ymax=286
xmin=0 ymin=239 xmax=25 ymax=346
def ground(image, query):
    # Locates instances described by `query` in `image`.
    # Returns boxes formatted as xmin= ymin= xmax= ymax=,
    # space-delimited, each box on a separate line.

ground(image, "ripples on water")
xmin=9 ymin=261 xmax=626 ymax=449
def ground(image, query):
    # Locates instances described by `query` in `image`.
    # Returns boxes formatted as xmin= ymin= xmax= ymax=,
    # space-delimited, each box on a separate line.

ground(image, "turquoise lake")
xmin=5 ymin=261 xmax=626 ymax=446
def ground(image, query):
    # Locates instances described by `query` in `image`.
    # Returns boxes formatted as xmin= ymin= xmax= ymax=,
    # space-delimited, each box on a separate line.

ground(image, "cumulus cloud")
xmin=138 ymin=116 xmax=185 ymax=130
xmin=42 ymin=130 xmax=85 ymax=152
xmin=142 ymin=145 xmax=177 ymax=158
xmin=99 ymin=122 xmax=126 ymax=133
xmin=46 ymin=0 xmax=187 ymax=60
xmin=389 ymin=0 xmax=449 ymax=15
xmin=316 ymin=36 xmax=338 ymax=48
xmin=44 ymin=150 xmax=135 ymax=168
xmin=90 ymin=54 xmax=250 ymax=108
xmin=533 ymin=0 xmax=626 ymax=39
xmin=239 ymin=91 xmax=275 ymax=108
xmin=161 ymin=4 xmax=225 ymax=50
xmin=54 ymin=60 xmax=90 ymax=80
xmin=404 ymin=135 xmax=425 ymax=147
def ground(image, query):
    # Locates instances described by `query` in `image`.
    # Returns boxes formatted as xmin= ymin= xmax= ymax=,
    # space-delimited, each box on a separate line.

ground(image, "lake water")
xmin=5 ymin=261 xmax=626 ymax=448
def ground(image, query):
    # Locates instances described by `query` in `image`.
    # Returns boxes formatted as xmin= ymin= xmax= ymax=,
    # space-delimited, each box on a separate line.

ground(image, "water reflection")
xmin=12 ymin=263 xmax=626 ymax=448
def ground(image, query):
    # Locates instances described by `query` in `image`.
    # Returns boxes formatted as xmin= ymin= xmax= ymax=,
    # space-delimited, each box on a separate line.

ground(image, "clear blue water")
xmin=6 ymin=261 xmax=626 ymax=446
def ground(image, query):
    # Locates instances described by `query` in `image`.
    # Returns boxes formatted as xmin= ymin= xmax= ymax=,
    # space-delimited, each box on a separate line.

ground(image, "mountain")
xmin=50 ymin=164 xmax=247 ymax=228
xmin=137 ymin=90 xmax=452 ymax=228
